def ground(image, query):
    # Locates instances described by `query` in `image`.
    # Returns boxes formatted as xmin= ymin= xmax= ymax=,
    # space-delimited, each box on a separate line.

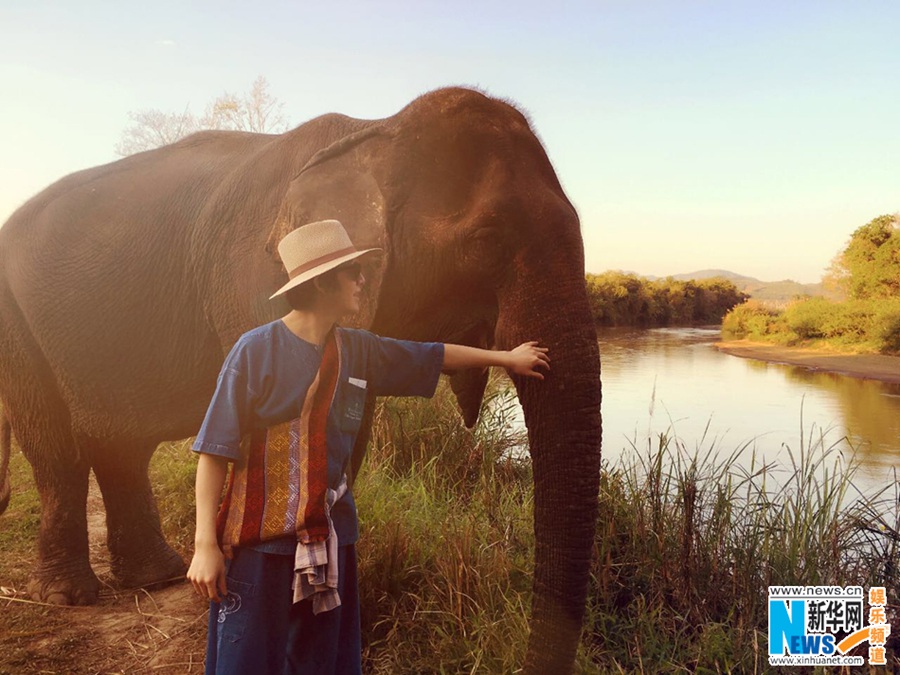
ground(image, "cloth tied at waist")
xmin=292 ymin=474 xmax=348 ymax=614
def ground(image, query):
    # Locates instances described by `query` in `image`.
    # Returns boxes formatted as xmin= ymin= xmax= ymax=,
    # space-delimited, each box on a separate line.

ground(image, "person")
xmin=187 ymin=219 xmax=549 ymax=674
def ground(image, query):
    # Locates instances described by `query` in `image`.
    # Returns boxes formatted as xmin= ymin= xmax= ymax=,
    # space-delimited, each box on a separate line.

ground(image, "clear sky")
xmin=2 ymin=1 xmax=897 ymax=283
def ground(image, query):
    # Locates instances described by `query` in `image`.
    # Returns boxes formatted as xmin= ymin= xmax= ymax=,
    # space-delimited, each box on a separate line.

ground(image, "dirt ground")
xmin=715 ymin=340 xmax=900 ymax=384
xmin=0 ymin=476 xmax=208 ymax=675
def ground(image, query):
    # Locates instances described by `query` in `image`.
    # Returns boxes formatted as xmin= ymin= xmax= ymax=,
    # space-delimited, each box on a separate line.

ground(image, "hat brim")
xmin=269 ymin=248 xmax=382 ymax=300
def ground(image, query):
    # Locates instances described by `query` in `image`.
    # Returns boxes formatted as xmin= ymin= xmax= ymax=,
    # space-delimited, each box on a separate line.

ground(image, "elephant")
xmin=0 ymin=87 xmax=602 ymax=673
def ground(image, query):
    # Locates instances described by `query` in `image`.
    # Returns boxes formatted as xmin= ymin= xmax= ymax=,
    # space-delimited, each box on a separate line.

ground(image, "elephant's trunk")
xmin=496 ymin=253 xmax=602 ymax=673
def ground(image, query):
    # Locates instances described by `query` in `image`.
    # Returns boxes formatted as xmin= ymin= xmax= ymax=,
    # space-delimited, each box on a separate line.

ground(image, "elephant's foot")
xmin=27 ymin=564 xmax=100 ymax=606
xmin=110 ymin=542 xmax=186 ymax=590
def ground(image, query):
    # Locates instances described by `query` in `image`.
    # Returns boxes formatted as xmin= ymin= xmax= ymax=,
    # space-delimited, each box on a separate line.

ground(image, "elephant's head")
xmin=266 ymin=87 xmax=602 ymax=673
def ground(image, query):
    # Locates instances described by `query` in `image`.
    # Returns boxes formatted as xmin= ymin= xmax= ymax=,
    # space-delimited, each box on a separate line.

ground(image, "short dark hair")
xmin=283 ymin=268 xmax=341 ymax=311
xmin=283 ymin=280 xmax=318 ymax=311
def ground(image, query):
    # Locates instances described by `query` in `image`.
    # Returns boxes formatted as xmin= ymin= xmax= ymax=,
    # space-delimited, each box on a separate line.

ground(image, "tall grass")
xmin=4 ymin=383 xmax=897 ymax=672
xmin=356 ymin=377 xmax=899 ymax=673
xmin=356 ymin=375 xmax=539 ymax=673
xmin=587 ymin=426 xmax=899 ymax=671
xmin=149 ymin=438 xmax=199 ymax=557
xmin=0 ymin=445 xmax=41 ymax=584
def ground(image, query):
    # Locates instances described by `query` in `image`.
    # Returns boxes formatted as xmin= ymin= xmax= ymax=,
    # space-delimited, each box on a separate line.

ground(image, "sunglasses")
xmin=336 ymin=262 xmax=363 ymax=279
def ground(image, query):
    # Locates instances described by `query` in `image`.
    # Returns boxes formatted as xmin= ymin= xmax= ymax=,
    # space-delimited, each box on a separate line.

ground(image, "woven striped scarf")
xmin=216 ymin=330 xmax=342 ymax=553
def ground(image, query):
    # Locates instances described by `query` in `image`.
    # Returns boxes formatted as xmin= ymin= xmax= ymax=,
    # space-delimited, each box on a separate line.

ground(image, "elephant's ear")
xmin=266 ymin=125 xmax=394 ymax=325
xmin=267 ymin=126 xmax=395 ymax=485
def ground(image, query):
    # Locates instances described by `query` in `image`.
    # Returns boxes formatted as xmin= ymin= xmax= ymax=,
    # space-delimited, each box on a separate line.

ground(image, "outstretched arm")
xmin=443 ymin=341 xmax=550 ymax=379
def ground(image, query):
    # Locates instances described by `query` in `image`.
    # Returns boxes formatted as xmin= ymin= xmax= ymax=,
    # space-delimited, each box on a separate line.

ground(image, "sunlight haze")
xmin=1 ymin=0 xmax=897 ymax=284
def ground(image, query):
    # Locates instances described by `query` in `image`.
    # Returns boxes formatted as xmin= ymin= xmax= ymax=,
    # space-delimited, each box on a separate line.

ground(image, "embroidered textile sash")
xmin=216 ymin=330 xmax=342 ymax=553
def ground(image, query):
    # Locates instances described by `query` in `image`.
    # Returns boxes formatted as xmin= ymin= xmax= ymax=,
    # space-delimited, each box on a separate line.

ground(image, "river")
xmin=504 ymin=327 xmax=900 ymax=498
xmin=598 ymin=328 xmax=900 ymax=492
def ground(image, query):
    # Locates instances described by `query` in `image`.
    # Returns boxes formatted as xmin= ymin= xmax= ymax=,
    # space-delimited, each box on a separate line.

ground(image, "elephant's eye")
xmin=469 ymin=224 xmax=503 ymax=244
xmin=462 ymin=222 xmax=511 ymax=275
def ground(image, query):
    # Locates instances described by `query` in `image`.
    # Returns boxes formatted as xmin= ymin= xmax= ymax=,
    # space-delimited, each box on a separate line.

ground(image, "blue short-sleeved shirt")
xmin=192 ymin=320 xmax=445 ymax=547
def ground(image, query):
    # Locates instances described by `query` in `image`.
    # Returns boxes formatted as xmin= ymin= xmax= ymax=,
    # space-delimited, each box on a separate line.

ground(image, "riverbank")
xmin=715 ymin=339 xmax=900 ymax=384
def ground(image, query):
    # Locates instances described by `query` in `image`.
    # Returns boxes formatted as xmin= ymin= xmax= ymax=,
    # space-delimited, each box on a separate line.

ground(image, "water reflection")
xmin=595 ymin=327 xmax=900 ymax=496
xmin=782 ymin=367 xmax=900 ymax=474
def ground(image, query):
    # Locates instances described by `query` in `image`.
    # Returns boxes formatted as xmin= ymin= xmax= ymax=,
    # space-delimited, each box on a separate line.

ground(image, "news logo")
xmin=768 ymin=585 xmax=890 ymax=667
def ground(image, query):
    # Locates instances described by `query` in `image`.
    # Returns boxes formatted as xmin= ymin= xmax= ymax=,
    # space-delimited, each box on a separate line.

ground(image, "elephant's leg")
xmin=0 ymin=325 xmax=101 ymax=605
xmin=17 ymin=421 xmax=100 ymax=605
xmin=90 ymin=441 xmax=186 ymax=589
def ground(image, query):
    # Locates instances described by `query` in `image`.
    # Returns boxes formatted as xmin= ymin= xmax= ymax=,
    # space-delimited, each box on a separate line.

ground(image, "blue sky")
xmin=1 ymin=1 xmax=897 ymax=283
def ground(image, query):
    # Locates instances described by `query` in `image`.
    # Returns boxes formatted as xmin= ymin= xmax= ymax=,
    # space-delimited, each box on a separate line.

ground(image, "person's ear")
xmin=313 ymin=273 xmax=340 ymax=295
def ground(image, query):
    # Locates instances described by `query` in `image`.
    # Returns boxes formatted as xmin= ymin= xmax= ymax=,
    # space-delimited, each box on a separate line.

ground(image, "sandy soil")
xmin=0 ymin=476 xmax=207 ymax=674
xmin=715 ymin=340 xmax=900 ymax=384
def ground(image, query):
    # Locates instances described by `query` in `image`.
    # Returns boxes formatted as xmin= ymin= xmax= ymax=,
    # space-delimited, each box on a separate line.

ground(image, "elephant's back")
xmin=0 ymin=132 xmax=270 ymax=352
xmin=0 ymin=131 xmax=281 ymax=441
xmin=0 ymin=114 xmax=372 ymax=272
xmin=1 ymin=131 xmax=267 ymax=251
xmin=0 ymin=118 xmax=366 ymax=443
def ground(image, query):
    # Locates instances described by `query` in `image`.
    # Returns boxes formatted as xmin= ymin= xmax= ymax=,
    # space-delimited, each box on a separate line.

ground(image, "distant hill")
xmin=643 ymin=269 xmax=826 ymax=305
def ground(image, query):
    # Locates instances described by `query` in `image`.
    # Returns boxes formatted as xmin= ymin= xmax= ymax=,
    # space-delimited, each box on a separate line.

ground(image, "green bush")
xmin=722 ymin=213 xmax=900 ymax=353
xmin=721 ymin=300 xmax=781 ymax=340
xmin=723 ymin=296 xmax=900 ymax=354
xmin=784 ymin=297 xmax=829 ymax=339
xmin=874 ymin=301 xmax=900 ymax=354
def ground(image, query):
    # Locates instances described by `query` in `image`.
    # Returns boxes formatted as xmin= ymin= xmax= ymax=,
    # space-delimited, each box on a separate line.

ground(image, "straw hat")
xmin=269 ymin=220 xmax=381 ymax=299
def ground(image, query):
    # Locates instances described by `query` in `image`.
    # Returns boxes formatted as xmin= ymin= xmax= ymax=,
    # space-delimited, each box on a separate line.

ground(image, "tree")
xmin=826 ymin=214 xmax=900 ymax=300
xmin=115 ymin=108 xmax=202 ymax=156
xmin=115 ymin=76 xmax=289 ymax=156
xmin=203 ymin=76 xmax=288 ymax=133
xmin=584 ymin=272 xmax=746 ymax=327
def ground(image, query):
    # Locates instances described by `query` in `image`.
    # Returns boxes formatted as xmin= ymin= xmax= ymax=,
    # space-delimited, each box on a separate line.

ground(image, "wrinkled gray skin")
xmin=0 ymin=88 xmax=601 ymax=673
